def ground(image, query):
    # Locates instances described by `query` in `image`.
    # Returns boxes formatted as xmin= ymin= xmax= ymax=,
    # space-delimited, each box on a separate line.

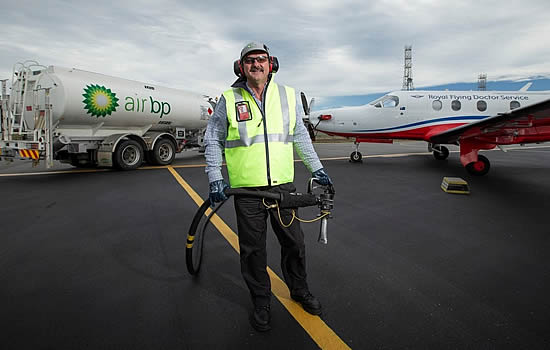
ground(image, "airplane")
xmin=302 ymin=86 xmax=550 ymax=176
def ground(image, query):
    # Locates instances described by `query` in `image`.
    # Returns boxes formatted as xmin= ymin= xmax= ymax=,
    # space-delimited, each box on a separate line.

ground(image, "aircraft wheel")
xmin=433 ymin=145 xmax=449 ymax=160
xmin=151 ymin=138 xmax=176 ymax=165
xmin=466 ymin=154 xmax=490 ymax=176
xmin=114 ymin=139 xmax=144 ymax=170
xmin=350 ymin=151 xmax=362 ymax=163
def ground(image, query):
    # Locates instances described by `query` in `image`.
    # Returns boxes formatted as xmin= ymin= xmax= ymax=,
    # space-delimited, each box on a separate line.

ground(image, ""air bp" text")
xmin=124 ymin=96 xmax=171 ymax=118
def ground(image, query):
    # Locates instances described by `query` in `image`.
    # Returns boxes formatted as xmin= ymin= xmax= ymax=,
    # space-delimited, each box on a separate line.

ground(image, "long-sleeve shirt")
xmin=204 ymin=79 xmax=323 ymax=184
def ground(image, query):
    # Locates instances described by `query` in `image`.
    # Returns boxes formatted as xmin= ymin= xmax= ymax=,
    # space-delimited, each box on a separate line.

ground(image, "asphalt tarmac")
xmin=1 ymin=142 xmax=550 ymax=349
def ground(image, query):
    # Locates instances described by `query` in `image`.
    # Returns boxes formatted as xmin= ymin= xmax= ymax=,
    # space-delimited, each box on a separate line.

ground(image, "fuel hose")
xmin=186 ymin=187 xmax=326 ymax=276
xmin=187 ymin=189 xmax=291 ymax=275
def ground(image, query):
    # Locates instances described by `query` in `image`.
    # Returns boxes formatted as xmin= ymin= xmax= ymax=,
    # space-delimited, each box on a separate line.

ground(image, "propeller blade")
xmin=307 ymin=122 xmax=316 ymax=141
xmin=300 ymin=92 xmax=310 ymax=115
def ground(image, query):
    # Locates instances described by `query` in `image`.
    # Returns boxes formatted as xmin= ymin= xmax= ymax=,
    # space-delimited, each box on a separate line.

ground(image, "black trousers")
xmin=234 ymin=182 xmax=309 ymax=307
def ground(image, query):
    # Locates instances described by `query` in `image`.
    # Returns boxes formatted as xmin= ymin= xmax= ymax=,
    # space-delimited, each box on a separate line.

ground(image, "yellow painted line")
xmin=0 ymin=163 xmax=205 ymax=177
xmin=140 ymin=163 xmax=207 ymax=170
xmin=170 ymin=163 xmax=212 ymax=169
xmin=166 ymin=166 xmax=240 ymax=252
xmin=268 ymin=269 xmax=351 ymax=349
xmin=166 ymin=166 xmax=351 ymax=350
xmin=4 ymin=144 xmax=550 ymax=177
xmin=505 ymin=145 xmax=550 ymax=150
xmin=0 ymin=168 xmax=111 ymax=177
xmin=310 ymin=152 xmax=431 ymax=162
xmin=369 ymin=152 xmax=431 ymax=158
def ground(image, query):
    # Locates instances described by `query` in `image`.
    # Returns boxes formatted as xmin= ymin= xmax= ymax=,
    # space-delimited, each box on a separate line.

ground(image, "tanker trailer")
xmin=0 ymin=61 xmax=215 ymax=170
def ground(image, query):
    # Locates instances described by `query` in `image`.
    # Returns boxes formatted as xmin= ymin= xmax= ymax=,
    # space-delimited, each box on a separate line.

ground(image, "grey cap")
xmin=240 ymin=42 xmax=270 ymax=59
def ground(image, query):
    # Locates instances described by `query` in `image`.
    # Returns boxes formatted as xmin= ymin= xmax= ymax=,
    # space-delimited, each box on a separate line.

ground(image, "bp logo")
xmin=82 ymin=84 xmax=119 ymax=117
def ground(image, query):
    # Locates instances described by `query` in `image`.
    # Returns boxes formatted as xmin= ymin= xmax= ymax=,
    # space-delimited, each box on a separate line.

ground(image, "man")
xmin=204 ymin=42 xmax=332 ymax=332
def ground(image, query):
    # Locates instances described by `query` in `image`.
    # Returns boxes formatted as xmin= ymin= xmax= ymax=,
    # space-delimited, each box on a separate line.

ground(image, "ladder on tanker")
xmin=0 ymin=62 xmax=54 ymax=168
xmin=1 ymin=79 xmax=9 ymax=141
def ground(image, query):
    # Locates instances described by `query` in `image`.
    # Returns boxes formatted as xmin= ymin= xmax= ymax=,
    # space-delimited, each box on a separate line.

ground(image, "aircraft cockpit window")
xmin=451 ymin=100 xmax=461 ymax=111
xmin=510 ymin=101 xmax=520 ymax=110
xmin=382 ymin=96 xmax=399 ymax=108
xmin=432 ymin=100 xmax=442 ymax=111
xmin=370 ymin=95 xmax=399 ymax=108
xmin=477 ymin=100 xmax=487 ymax=112
xmin=370 ymin=96 xmax=385 ymax=108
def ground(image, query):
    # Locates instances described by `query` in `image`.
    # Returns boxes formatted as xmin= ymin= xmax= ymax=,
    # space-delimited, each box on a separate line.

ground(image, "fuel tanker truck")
xmin=0 ymin=61 xmax=215 ymax=169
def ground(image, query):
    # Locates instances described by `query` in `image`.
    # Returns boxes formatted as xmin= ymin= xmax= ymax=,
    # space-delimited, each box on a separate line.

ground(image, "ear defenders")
xmin=233 ymin=56 xmax=279 ymax=77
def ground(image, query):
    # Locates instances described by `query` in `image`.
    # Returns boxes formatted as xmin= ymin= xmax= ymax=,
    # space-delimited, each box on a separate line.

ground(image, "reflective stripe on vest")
xmin=225 ymin=84 xmax=294 ymax=148
xmin=223 ymin=82 xmax=296 ymax=188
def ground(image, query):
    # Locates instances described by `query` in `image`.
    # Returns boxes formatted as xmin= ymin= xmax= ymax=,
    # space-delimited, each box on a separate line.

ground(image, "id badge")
xmin=235 ymin=101 xmax=253 ymax=122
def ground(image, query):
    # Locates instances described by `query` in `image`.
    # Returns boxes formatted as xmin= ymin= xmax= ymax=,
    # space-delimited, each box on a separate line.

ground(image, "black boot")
xmin=291 ymin=291 xmax=322 ymax=315
xmin=251 ymin=305 xmax=271 ymax=331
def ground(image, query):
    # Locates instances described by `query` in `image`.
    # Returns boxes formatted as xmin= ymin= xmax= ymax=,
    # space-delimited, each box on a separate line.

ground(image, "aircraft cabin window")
xmin=477 ymin=100 xmax=487 ymax=112
xmin=510 ymin=101 xmax=520 ymax=110
xmin=451 ymin=100 xmax=461 ymax=111
xmin=432 ymin=100 xmax=442 ymax=111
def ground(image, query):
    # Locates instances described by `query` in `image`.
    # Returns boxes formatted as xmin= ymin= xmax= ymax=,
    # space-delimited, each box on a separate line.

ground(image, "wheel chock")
xmin=441 ymin=177 xmax=470 ymax=194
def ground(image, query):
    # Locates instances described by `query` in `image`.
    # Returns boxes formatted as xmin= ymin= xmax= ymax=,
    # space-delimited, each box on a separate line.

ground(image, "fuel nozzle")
xmin=308 ymin=180 xmax=335 ymax=244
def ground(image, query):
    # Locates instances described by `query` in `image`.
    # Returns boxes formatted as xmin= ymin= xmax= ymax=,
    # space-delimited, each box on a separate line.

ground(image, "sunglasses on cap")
xmin=242 ymin=55 xmax=269 ymax=64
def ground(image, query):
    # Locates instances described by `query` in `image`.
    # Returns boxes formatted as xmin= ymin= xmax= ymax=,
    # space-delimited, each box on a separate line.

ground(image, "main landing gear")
xmin=432 ymin=145 xmax=449 ymax=160
xmin=465 ymin=154 xmax=490 ymax=176
xmin=430 ymin=142 xmax=492 ymax=176
xmin=350 ymin=142 xmax=363 ymax=163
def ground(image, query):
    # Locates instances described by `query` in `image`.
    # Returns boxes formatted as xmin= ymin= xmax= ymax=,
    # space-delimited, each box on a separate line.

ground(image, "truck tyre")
xmin=151 ymin=138 xmax=176 ymax=165
xmin=114 ymin=139 xmax=143 ymax=170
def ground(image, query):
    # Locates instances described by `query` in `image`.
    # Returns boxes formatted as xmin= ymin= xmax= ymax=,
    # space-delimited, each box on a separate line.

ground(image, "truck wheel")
xmin=151 ymin=139 xmax=176 ymax=165
xmin=114 ymin=139 xmax=143 ymax=170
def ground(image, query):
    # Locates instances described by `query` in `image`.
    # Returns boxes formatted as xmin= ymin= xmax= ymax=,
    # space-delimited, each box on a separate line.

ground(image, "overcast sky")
xmin=1 ymin=0 xmax=549 ymax=100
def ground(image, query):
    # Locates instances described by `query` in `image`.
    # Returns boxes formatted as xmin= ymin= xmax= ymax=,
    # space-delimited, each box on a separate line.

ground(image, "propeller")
xmin=300 ymin=92 xmax=311 ymax=116
xmin=300 ymin=92 xmax=320 ymax=141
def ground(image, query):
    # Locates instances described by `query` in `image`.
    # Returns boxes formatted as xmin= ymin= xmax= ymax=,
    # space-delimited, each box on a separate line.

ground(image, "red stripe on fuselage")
xmin=319 ymin=123 xmax=467 ymax=142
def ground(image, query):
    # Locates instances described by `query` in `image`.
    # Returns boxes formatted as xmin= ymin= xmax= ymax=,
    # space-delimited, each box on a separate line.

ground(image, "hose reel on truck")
xmin=186 ymin=179 xmax=335 ymax=276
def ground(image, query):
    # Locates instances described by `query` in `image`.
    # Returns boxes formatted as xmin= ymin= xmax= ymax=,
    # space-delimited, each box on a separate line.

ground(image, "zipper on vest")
xmin=249 ymin=82 xmax=272 ymax=186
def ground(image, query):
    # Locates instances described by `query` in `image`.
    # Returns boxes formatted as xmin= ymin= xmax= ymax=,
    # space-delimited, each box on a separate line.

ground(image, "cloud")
xmin=1 ymin=0 xmax=549 ymax=100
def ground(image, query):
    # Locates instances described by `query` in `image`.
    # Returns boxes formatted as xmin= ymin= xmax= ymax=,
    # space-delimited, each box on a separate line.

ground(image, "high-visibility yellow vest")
xmin=223 ymin=82 xmax=296 ymax=188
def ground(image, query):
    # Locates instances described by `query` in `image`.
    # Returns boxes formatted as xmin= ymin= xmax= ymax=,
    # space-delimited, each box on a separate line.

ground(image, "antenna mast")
xmin=402 ymin=45 xmax=414 ymax=90
xmin=478 ymin=73 xmax=487 ymax=91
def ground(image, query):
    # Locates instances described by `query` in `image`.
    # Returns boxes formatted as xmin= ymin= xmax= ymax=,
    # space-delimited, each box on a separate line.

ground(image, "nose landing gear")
xmin=349 ymin=142 xmax=363 ymax=163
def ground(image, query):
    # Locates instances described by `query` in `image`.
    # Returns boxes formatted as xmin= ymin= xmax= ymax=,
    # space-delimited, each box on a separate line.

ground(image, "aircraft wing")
xmin=429 ymin=97 xmax=550 ymax=145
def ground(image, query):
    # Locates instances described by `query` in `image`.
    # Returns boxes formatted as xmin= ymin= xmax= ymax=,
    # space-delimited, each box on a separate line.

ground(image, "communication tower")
xmin=478 ymin=73 xmax=487 ymax=91
xmin=402 ymin=45 xmax=414 ymax=90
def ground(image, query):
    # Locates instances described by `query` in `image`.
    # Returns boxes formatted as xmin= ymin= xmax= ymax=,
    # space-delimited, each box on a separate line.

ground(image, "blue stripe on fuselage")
xmin=354 ymin=115 xmax=488 ymax=133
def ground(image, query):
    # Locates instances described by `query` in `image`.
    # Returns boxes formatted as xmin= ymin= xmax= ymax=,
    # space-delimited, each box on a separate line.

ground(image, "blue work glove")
xmin=312 ymin=168 xmax=333 ymax=186
xmin=209 ymin=179 xmax=229 ymax=207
